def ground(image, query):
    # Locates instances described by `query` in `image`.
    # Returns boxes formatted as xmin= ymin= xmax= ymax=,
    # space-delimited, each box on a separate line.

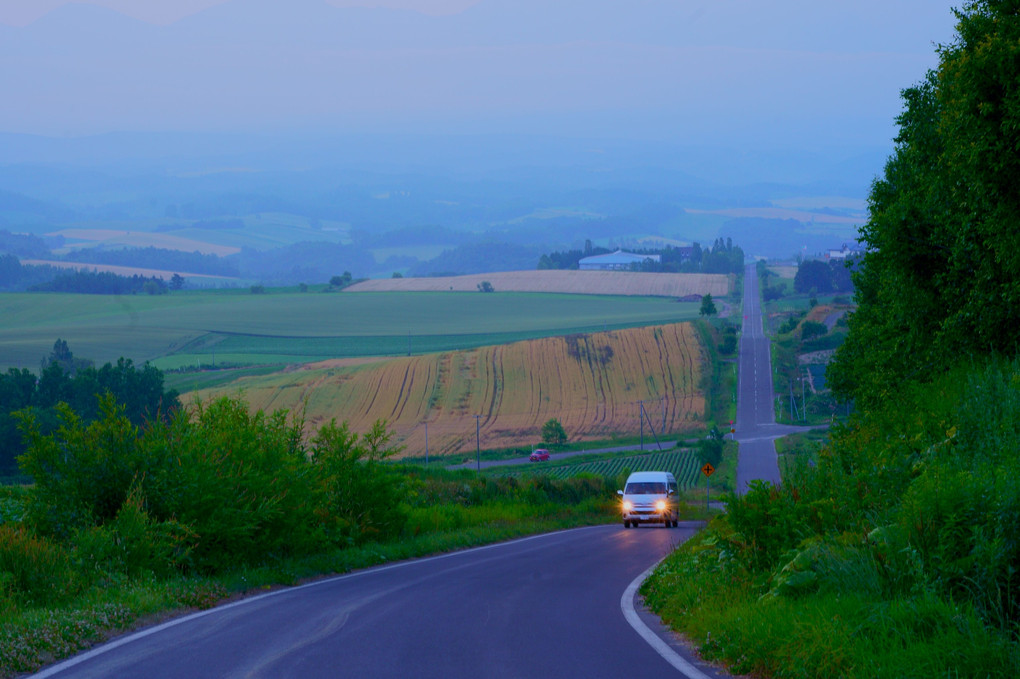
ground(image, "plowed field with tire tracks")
xmin=190 ymin=322 xmax=706 ymax=458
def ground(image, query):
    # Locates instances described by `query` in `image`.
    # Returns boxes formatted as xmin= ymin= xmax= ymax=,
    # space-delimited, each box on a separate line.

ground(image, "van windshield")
xmin=625 ymin=482 xmax=666 ymax=495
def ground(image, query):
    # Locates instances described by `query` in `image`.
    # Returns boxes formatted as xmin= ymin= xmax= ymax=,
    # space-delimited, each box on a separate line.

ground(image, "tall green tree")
xmin=699 ymin=294 xmax=717 ymax=317
xmin=830 ymin=0 xmax=1020 ymax=408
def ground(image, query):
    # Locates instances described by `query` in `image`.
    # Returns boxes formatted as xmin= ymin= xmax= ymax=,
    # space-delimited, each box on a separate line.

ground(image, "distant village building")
xmin=825 ymin=244 xmax=864 ymax=261
xmin=674 ymin=246 xmax=696 ymax=262
xmin=578 ymin=250 xmax=661 ymax=271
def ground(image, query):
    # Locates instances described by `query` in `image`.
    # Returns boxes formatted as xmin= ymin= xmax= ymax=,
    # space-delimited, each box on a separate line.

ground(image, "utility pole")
xmin=639 ymin=401 xmax=644 ymax=451
xmin=801 ymin=372 xmax=806 ymax=423
xmin=475 ymin=415 xmax=481 ymax=471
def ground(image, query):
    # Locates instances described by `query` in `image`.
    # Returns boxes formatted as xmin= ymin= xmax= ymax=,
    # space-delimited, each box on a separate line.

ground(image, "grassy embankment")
xmin=641 ymin=279 xmax=1020 ymax=676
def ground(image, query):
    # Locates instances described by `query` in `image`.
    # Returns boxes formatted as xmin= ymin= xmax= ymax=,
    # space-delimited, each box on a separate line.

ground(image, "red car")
xmin=529 ymin=448 xmax=550 ymax=462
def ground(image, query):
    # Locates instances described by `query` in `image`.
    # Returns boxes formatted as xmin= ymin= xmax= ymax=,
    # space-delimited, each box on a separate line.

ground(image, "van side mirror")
xmin=667 ymin=489 xmax=675 ymax=496
xmin=616 ymin=490 xmax=623 ymax=496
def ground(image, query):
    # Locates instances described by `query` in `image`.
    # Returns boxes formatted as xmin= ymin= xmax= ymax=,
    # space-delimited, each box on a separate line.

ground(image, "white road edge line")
xmin=29 ymin=526 xmax=602 ymax=679
xmin=621 ymin=561 xmax=713 ymax=679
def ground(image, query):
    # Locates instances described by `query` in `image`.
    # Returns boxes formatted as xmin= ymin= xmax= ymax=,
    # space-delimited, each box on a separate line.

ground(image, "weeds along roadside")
xmin=641 ymin=355 xmax=1020 ymax=678
xmin=0 ymin=397 xmax=619 ymax=678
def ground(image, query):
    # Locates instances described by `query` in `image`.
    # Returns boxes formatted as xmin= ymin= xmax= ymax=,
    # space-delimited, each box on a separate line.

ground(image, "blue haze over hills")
xmin=0 ymin=0 xmax=958 ymax=278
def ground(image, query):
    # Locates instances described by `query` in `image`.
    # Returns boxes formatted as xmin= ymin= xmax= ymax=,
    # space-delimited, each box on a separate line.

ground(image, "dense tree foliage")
xmin=15 ymin=397 xmax=407 ymax=570
xmin=0 ymin=255 xmax=66 ymax=291
xmin=830 ymin=0 xmax=1020 ymax=407
xmin=699 ymin=294 xmax=717 ymax=316
xmin=541 ymin=418 xmax=567 ymax=446
xmin=538 ymin=237 xmax=743 ymax=275
xmin=410 ymin=242 xmax=545 ymax=277
xmin=30 ymin=270 xmax=169 ymax=295
xmin=63 ymin=246 xmax=239 ymax=277
xmin=0 ymin=342 xmax=179 ymax=478
xmin=537 ymin=240 xmax=612 ymax=269
xmin=0 ymin=229 xmax=51 ymax=258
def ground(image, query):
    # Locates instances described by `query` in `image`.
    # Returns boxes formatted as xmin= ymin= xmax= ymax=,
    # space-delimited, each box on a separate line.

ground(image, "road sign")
xmin=701 ymin=462 xmax=715 ymax=477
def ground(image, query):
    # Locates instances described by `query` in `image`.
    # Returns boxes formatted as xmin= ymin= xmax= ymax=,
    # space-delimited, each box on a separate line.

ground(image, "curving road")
xmin=32 ymin=525 xmax=731 ymax=679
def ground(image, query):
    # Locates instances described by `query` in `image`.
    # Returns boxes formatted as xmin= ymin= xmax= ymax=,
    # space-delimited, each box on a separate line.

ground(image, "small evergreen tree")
xmin=699 ymin=294 xmax=717 ymax=317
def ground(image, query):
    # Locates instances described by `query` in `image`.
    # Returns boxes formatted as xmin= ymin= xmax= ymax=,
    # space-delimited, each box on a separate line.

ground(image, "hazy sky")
xmin=1 ymin=0 xmax=961 ymax=149
xmin=0 ymin=0 xmax=479 ymax=25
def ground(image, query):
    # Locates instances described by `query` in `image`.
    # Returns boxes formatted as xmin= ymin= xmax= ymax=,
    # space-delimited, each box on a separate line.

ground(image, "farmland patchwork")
xmin=192 ymin=323 xmax=706 ymax=457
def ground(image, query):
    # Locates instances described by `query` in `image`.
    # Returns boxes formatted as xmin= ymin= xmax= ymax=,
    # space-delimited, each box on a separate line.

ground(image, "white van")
xmin=617 ymin=471 xmax=679 ymax=528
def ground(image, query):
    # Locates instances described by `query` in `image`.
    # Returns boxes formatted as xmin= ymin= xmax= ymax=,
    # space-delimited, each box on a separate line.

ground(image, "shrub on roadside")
xmin=0 ymin=525 xmax=77 ymax=607
xmin=312 ymin=419 xmax=407 ymax=545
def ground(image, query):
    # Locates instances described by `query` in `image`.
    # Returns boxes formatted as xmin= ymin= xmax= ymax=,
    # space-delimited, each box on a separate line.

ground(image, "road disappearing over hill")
xmin=734 ymin=262 xmax=821 ymax=493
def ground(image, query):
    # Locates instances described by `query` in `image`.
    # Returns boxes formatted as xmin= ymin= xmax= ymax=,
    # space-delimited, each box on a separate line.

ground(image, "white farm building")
xmin=578 ymin=250 xmax=660 ymax=271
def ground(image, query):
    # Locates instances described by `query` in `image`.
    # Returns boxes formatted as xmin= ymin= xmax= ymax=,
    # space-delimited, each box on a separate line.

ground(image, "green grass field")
xmin=487 ymin=448 xmax=703 ymax=489
xmin=0 ymin=290 xmax=703 ymax=372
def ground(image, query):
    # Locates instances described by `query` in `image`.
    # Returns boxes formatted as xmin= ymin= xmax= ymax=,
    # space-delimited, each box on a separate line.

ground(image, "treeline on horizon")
xmin=1 ymin=230 xmax=748 ymax=294
xmin=0 ymin=340 xmax=180 ymax=479
xmin=538 ymin=237 xmax=745 ymax=275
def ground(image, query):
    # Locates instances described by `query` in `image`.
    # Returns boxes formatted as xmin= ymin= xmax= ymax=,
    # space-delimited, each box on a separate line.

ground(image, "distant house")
xmin=578 ymin=250 xmax=661 ymax=271
xmin=825 ymin=244 xmax=864 ymax=261
xmin=674 ymin=246 xmax=696 ymax=262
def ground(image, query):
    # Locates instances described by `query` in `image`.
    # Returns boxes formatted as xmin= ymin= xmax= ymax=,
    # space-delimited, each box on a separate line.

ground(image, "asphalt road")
xmin=32 ymin=525 xmax=730 ymax=679
xmin=734 ymin=263 xmax=821 ymax=493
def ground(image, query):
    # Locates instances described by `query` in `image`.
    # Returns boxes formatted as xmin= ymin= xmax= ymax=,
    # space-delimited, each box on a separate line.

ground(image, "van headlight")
xmin=655 ymin=500 xmax=666 ymax=511
xmin=622 ymin=501 xmax=633 ymax=512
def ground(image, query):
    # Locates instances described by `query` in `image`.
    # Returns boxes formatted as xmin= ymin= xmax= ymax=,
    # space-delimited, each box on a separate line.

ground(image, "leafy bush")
xmin=140 ymin=398 xmax=324 ymax=571
xmin=541 ymin=418 xmax=567 ymax=446
xmin=16 ymin=396 xmax=146 ymax=538
xmin=71 ymin=486 xmax=195 ymax=578
xmin=777 ymin=312 xmax=805 ymax=335
xmin=800 ymin=320 xmax=827 ymax=340
xmin=718 ymin=334 xmax=737 ymax=355
xmin=0 ymin=525 xmax=77 ymax=607
xmin=311 ymin=419 xmax=407 ymax=545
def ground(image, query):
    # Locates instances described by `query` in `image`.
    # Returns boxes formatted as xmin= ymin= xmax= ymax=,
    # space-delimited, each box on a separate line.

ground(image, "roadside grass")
xmin=0 ymin=469 xmax=615 ymax=678
xmin=694 ymin=319 xmax=738 ymax=428
xmin=642 ymin=356 xmax=1020 ymax=678
xmin=642 ymin=546 xmax=1016 ymax=679
xmin=775 ymin=430 xmax=828 ymax=473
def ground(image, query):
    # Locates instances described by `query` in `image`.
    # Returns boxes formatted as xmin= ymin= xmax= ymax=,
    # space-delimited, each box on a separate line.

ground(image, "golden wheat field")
xmin=190 ymin=322 xmax=707 ymax=457
xmin=344 ymin=270 xmax=730 ymax=298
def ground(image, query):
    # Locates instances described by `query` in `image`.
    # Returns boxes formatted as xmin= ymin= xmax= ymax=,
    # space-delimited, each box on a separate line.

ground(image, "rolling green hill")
xmin=0 ymin=289 xmax=705 ymax=374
